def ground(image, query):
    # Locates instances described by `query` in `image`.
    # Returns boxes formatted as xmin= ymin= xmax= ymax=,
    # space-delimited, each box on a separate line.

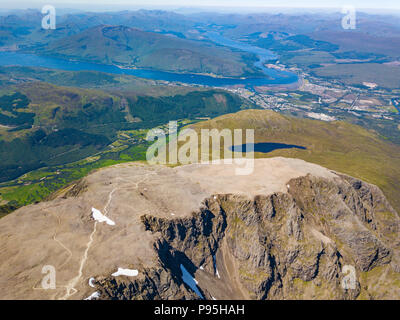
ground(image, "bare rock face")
xmin=99 ymin=174 xmax=400 ymax=300
xmin=0 ymin=158 xmax=399 ymax=300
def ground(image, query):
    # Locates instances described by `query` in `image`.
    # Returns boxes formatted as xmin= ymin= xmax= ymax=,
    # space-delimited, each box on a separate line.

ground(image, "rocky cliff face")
xmin=1 ymin=159 xmax=398 ymax=300
xmin=95 ymin=173 xmax=400 ymax=300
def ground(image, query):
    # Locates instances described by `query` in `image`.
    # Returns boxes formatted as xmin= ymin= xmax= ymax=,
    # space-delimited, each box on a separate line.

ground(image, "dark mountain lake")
xmin=230 ymin=142 xmax=307 ymax=153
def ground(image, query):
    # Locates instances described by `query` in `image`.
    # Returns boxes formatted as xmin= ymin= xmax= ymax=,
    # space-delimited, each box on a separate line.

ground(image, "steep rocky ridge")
xmin=0 ymin=158 xmax=399 ymax=300
xmin=100 ymin=173 xmax=400 ymax=300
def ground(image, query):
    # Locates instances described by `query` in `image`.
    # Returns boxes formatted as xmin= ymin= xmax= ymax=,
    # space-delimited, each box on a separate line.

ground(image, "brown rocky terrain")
xmin=0 ymin=158 xmax=399 ymax=300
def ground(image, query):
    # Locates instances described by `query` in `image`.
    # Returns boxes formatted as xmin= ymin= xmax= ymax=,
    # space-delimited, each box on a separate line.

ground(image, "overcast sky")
xmin=1 ymin=0 xmax=400 ymax=11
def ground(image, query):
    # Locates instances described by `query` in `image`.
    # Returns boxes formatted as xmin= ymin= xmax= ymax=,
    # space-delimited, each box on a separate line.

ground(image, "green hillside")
xmin=0 ymin=81 xmax=252 ymax=214
xmin=187 ymin=109 xmax=400 ymax=213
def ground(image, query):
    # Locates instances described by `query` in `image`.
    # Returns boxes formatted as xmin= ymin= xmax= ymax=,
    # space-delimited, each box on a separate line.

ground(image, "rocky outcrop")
xmin=94 ymin=173 xmax=400 ymax=300
xmin=94 ymin=175 xmax=400 ymax=299
xmin=1 ymin=159 xmax=398 ymax=300
xmin=63 ymin=179 xmax=89 ymax=198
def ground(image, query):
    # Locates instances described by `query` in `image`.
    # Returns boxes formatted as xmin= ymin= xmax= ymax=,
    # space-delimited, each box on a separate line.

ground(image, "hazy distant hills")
xmin=3 ymin=9 xmax=400 ymax=53
xmin=191 ymin=11 xmax=400 ymax=58
xmin=0 ymin=9 xmax=197 ymax=44
xmin=2 ymin=9 xmax=400 ymax=77
xmin=33 ymin=25 xmax=260 ymax=77
xmin=56 ymin=9 xmax=196 ymax=34
xmin=0 ymin=9 xmax=205 ymax=49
